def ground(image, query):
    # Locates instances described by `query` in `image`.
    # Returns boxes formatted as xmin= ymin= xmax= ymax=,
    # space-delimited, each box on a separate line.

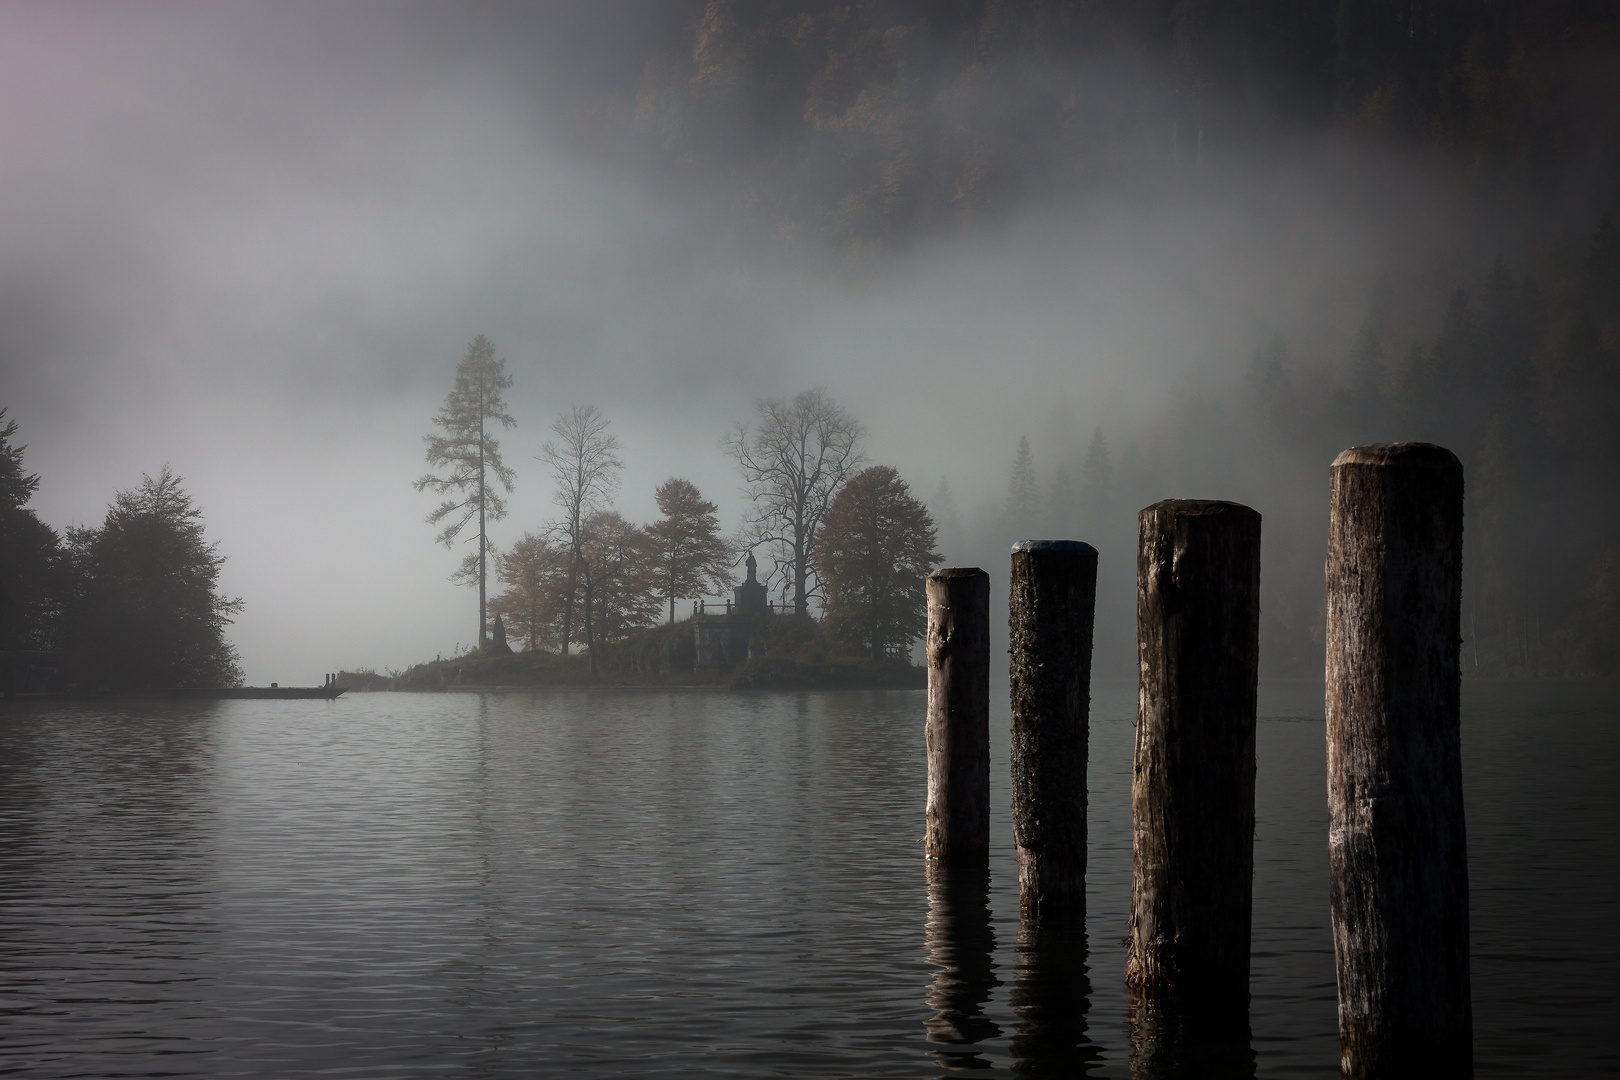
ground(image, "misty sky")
xmin=0 ymin=3 xmax=1551 ymax=681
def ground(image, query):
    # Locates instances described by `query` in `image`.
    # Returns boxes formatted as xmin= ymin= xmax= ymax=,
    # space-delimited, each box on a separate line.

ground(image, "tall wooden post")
xmin=1326 ymin=443 xmax=1471 ymax=1079
xmin=1008 ymin=540 xmax=1097 ymax=917
xmin=1127 ymin=500 xmax=1261 ymax=1001
xmin=926 ymin=568 xmax=991 ymax=863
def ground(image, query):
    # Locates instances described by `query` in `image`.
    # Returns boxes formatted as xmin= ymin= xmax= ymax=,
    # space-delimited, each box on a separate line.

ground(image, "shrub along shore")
xmin=348 ymin=616 xmax=924 ymax=692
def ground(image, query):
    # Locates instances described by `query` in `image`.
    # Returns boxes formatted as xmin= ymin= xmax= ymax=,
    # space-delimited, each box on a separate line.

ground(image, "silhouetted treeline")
xmin=964 ymin=216 xmax=1620 ymax=677
xmin=1237 ymin=215 xmax=1620 ymax=676
xmin=460 ymin=391 xmax=940 ymax=669
xmin=626 ymin=0 xmax=1620 ymax=254
xmin=0 ymin=419 xmax=243 ymax=690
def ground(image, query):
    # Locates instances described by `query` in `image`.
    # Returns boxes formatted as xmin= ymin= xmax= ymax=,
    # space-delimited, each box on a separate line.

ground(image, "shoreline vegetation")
xmin=345 ymin=616 xmax=925 ymax=693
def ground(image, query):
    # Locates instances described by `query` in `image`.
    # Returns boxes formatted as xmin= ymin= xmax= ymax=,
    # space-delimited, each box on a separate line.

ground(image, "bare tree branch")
xmin=538 ymin=404 xmax=624 ymax=655
xmin=722 ymin=387 xmax=864 ymax=617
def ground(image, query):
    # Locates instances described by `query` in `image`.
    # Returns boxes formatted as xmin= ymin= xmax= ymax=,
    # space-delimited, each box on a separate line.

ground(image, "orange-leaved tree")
xmin=575 ymin=510 xmax=660 ymax=673
xmin=814 ymin=465 xmax=941 ymax=662
xmin=489 ymin=532 xmax=571 ymax=652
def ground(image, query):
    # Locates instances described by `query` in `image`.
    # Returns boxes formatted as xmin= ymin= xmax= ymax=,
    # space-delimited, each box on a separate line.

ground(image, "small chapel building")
xmin=693 ymin=551 xmax=775 ymax=671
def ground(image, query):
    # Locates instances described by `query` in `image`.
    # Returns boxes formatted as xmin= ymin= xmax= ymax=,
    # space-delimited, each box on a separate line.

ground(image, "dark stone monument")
xmin=488 ymin=613 xmax=514 ymax=656
xmin=734 ymin=551 xmax=768 ymax=616
xmin=694 ymin=551 xmax=771 ymax=671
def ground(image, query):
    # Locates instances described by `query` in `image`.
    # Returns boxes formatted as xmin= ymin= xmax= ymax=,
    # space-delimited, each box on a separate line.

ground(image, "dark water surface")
xmin=0 ymin=681 xmax=1614 ymax=1077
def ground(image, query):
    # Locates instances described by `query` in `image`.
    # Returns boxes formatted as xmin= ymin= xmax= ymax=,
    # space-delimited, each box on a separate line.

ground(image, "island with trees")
xmin=378 ymin=374 xmax=941 ymax=692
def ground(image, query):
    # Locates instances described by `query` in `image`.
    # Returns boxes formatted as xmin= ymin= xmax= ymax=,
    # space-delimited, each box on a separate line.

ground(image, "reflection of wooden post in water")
xmin=1126 ymin=996 xmax=1256 ymax=1080
xmin=1009 ymin=540 xmax=1097 ymax=918
xmin=1127 ymin=500 xmax=1261 ymax=1002
xmin=926 ymin=568 xmax=990 ymax=864
xmin=924 ymin=862 xmax=1001 ymax=1064
xmin=1011 ymin=917 xmax=1103 ymax=1078
xmin=1326 ymin=444 xmax=1472 ymax=1079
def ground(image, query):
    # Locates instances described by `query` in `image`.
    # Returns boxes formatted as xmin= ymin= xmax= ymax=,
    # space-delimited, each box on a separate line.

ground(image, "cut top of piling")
xmin=1139 ymin=498 xmax=1260 ymax=519
xmin=930 ymin=567 xmax=990 ymax=581
xmin=1010 ymin=539 xmax=1098 ymax=555
xmin=1331 ymin=442 xmax=1462 ymax=471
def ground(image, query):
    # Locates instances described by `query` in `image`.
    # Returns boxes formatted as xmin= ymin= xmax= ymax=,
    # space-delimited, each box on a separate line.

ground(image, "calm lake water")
xmin=0 ymin=681 xmax=1615 ymax=1077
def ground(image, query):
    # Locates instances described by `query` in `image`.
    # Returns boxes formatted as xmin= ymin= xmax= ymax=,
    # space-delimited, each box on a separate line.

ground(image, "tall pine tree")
xmin=415 ymin=334 xmax=515 ymax=649
xmin=1005 ymin=435 xmax=1040 ymax=539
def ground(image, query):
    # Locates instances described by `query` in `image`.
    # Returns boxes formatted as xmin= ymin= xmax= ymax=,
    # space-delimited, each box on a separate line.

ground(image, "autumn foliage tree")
xmin=646 ymin=477 xmax=732 ymax=622
xmin=489 ymin=532 xmax=571 ymax=652
xmin=814 ymin=465 xmax=941 ymax=662
xmin=575 ymin=510 xmax=659 ymax=671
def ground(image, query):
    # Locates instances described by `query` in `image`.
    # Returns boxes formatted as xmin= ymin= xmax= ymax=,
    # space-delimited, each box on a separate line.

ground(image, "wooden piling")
xmin=1326 ymin=443 xmax=1471 ymax=1079
xmin=926 ymin=567 xmax=991 ymax=864
xmin=1127 ymin=500 xmax=1261 ymax=1001
xmin=1008 ymin=540 xmax=1097 ymax=917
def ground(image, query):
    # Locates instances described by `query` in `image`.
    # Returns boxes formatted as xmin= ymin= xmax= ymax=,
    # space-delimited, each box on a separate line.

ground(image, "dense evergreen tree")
xmin=0 ymin=410 xmax=59 ymax=652
xmin=1004 ymin=435 xmax=1040 ymax=540
xmin=61 ymin=467 xmax=243 ymax=688
xmin=647 ymin=478 xmax=732 ymax=623
xmin=1079 ymin=427 xmax=1113 ymax=530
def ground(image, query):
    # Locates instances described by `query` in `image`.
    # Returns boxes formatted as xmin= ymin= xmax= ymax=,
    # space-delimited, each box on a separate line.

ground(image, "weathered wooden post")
xmin=1008 ymin=540 xmax=1097 ymax=917
xmin=926 ymin=568 xmax=991 ymax=864
xmin=1127 ymin=500 xmax=1261 ymax=1002
xmin=1326 ymin=443 xmax=1471 ymax=1079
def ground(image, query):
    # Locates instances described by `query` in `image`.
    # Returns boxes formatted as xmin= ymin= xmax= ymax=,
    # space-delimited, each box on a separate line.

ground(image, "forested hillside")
xmin=612 ymin=1 xmax=1620 ymax=676
xmin=625 ymin=0 xmax=1620 ymax=256
xmin=1052 ymin=219 xmax=1620 ymax=677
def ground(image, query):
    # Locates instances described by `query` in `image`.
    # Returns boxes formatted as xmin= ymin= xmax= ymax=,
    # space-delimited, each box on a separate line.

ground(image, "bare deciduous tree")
xmin=538 ymin=405 xmax=623 ymax=654
xmin=414 ymin=334 xmax=515 ymax=648
xmin=723 ymin=388 xmax=865 ymax=617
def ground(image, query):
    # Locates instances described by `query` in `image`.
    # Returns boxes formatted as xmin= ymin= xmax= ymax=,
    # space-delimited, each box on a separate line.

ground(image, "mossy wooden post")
xmin=926 ymin=568 xmax=990 ymax=864
xmin=1009 ymin=540 xmax=1097 ymax=917
xmin=1127 ymin=500 xmax=1261 ymax=1001
xmin=1327 ymin=443 xmax=1471 ymax=1079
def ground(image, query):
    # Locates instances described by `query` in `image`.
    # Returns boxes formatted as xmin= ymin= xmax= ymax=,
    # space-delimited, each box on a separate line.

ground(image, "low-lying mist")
xmin=2 ymin=2 xmax=1615 ymax=681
